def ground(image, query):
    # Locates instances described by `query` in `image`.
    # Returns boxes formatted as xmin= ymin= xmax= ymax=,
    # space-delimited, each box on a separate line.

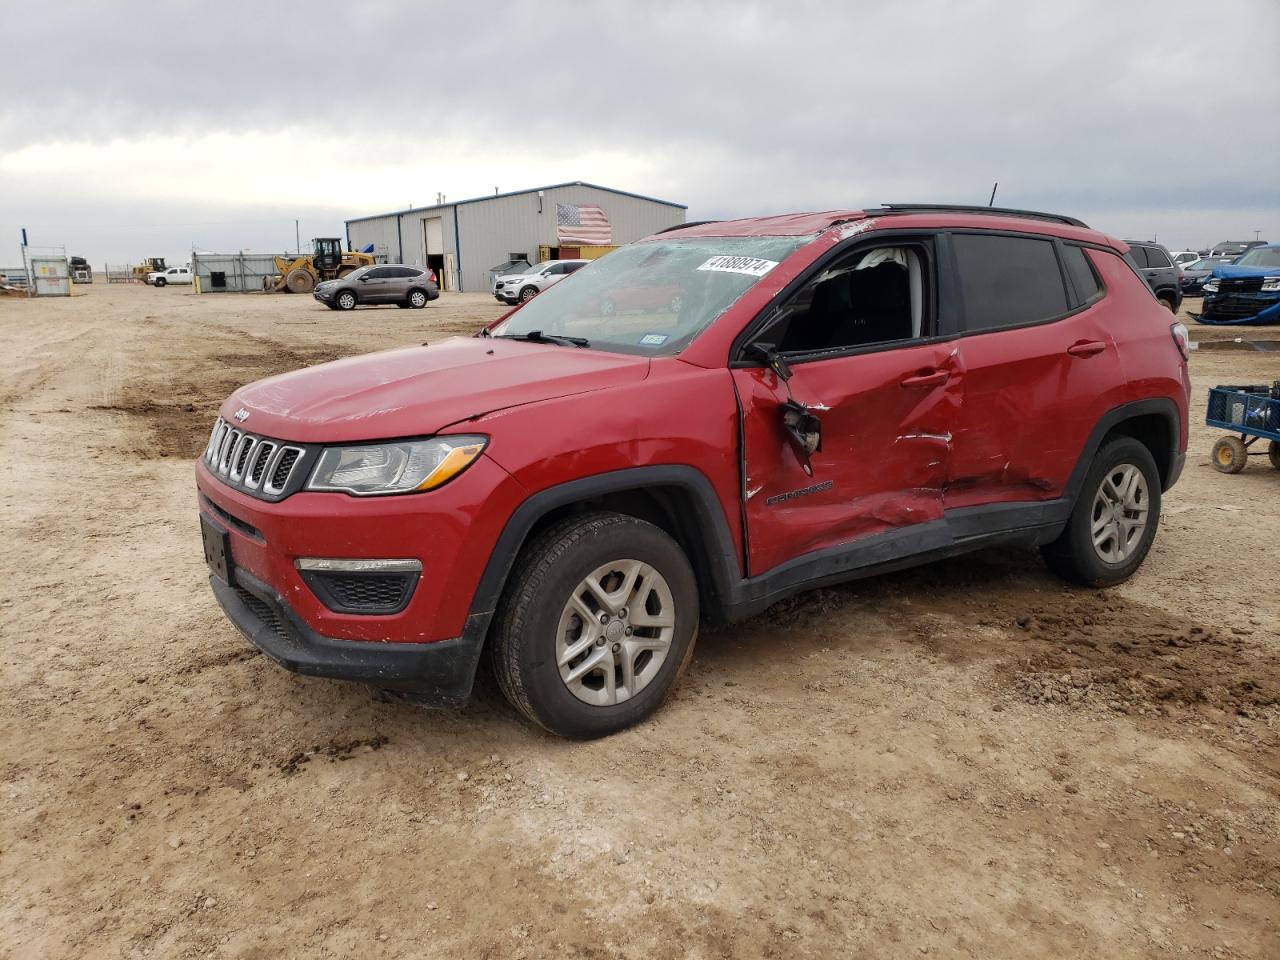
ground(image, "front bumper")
xmin=195 ymin=454 xmax=526 ymax=644
xmin=313 ymin=288 xmax=336 ymax=303
xmin=1199 ymin=292 xmax=1280 ymax=324
xmin=210 ymin=566 xmax=488 ymax=704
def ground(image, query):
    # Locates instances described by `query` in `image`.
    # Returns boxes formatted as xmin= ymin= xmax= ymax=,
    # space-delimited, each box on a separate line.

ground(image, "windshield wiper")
xmin=495 ymin=330 xmax=590 ymax=348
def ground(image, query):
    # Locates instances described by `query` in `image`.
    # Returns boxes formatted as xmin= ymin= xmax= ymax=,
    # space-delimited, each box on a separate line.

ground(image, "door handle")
xmin=900 ymin=369 xmax=950 ymax=388
xmin=1067 ymin=340 xmax=1107 ymax=358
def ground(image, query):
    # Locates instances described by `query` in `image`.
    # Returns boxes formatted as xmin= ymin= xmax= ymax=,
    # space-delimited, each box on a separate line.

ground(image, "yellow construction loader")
xmin=267 ymin=238 xmax=375 ymax=293
xmin=132 ymin=257 xmax=166 ymax=282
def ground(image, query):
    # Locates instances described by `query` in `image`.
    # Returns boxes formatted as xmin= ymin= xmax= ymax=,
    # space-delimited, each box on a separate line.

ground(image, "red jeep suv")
xmin=197 ymin=204 xmax=1190 ymax=739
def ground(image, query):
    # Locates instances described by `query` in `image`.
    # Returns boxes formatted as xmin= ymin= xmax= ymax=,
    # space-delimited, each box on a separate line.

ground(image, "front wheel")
xmin=519 ymin=285 xmax=539 ymax=303
xmin=336 ymin=290 xmax=357 ymax=311
xmin=1041 ymin=437 xmax=1161 ymax=587
xmin=154 ymin=277 xmax=166 ymax=287
xmin=490 ymin=513 xmax=699 ymax=739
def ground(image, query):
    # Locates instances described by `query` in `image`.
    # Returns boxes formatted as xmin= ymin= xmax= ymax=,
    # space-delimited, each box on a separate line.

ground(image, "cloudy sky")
xmin=3 ymin=0 xmax=1277 ymax=266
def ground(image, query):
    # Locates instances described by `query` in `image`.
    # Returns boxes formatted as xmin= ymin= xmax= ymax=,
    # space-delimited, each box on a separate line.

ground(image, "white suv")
xmin=493 ymin=259 xmax=588 ymax=305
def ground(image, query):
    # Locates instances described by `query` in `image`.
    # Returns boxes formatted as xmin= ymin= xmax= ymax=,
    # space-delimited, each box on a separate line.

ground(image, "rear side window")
xmin=1127 ymin=246 xmax=1150 ymax=268
xmin=1061 ymin=245 xmax=1103 ymax=304
xmin=952 ymin=233 xmax=1069 ymax=332
xmin=564 ymin=262 xmax=586 ymax=274
xmin=1146 ymin=246 xmax=1172 ymax=268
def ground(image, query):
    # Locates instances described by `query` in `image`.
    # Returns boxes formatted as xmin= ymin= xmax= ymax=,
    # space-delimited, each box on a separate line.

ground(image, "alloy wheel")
xmin=555 ymin=559 xmax=675 ymax=706
xmin=1090 ymin=463 xmax=1149 ymax=563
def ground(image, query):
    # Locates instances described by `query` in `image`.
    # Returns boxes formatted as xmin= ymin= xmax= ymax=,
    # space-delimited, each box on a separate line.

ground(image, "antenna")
xmin=988 ymin=182 xmax=999 ymax=206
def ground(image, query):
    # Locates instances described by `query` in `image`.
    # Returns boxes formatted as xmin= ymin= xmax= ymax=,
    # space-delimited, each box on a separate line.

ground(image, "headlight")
xmin=1202 ymin=279 xmax=1219 ymax=293
xmin=306 ymin=436 xmax=487 ymax=496
xmin=1261 ymin=277 xmax=1280 ymax=292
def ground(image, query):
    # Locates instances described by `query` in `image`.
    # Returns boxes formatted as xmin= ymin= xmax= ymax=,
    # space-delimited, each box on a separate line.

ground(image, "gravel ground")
xmin=1 ymin=284 xmax=1277 ymax=959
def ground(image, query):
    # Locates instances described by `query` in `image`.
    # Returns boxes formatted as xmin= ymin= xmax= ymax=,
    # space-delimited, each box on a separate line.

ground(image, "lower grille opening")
xmin=299 ymin=570 xmax=418 ymax=615
xmin=235 ymin=587 xmax=294 ymax=644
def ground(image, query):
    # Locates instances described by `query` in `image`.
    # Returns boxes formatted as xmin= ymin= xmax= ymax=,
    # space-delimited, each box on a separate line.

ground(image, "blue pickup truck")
xmin=1198 ymin=244 xmax=1280 ymax=325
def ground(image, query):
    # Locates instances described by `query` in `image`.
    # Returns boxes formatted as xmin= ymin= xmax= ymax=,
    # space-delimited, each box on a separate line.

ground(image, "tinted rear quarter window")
xmin=1127 ymin=246 xmax=1150 ymax=269
xmin=1146 ymin=246 xmax=1172 ymax=268
xmin=1061 ymin=245 xmax=1103 ymax=304
xmin=952 ymin=233 xmax=1069 ymax=332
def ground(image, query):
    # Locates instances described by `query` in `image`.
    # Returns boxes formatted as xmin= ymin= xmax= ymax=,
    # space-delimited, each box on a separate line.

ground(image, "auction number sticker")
xmin=697 ymin=255 xmax=779 ymax=277
xmin=639 ymin=333 xmax=669 ymax=346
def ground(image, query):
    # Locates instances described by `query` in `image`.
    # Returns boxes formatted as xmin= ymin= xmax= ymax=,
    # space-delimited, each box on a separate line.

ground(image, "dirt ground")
xmin=1 ymin=283 xmax=1277 ymax=959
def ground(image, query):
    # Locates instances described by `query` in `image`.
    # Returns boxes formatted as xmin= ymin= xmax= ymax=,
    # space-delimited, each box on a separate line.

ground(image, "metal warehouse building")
xmin=344 ymin=181 xmax=686 ymax=293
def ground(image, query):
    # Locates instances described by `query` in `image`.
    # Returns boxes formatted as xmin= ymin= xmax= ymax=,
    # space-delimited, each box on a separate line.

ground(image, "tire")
xmin=490 ymin=513 xmax=699 ymax=739
xmin=1269 ymin=440 xmax=1280 ymax=470
xmin=154 ymin=277 xmax=166 ymax=287
xmin=285 ymin=268 xmax=315 ymax=294
xmin=1212 ymin=436 xmax=1248 ymax=473
xmin=335 ymin=290 xmax=357 ymax=311
xmin=396 ymin=302 xmax=411 ymax=309
xmin=1158 ymin=293 xmax=1177 ymax=313
xmin=408 ymin=289 xmax=428 ymax=309
xmin=1041 ymin=436 xmax=1161 ymax=587
xmin=519 ymin=285 xmax=539 ymax=303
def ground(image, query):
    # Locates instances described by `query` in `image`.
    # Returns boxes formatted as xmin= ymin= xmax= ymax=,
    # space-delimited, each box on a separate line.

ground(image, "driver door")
xmin=732 ymin=237 xmax=960 ymax=577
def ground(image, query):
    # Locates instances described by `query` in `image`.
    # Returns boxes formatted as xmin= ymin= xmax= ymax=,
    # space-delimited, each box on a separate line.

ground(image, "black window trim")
xmin=1060 ymin=241 xmax=1106 ymax=308
xmin=728 ymin=228 xmax=952 ymax=368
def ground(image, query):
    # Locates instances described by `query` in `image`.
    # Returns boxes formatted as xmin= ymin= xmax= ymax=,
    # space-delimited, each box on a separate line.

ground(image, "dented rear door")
xmin=732 ymin=343 xmax=960 ymax=577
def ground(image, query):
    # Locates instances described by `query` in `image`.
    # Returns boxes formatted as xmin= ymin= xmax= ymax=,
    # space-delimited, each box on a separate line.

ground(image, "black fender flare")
xmin=466 ymin=465 xmax=741 ymax=622
xmin=1063 ymin=397 xmax=1183 ymax=499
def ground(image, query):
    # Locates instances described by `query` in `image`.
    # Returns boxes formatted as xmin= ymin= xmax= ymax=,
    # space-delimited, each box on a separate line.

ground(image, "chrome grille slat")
xmin=201 ymin=416 xmax=306 ymax=500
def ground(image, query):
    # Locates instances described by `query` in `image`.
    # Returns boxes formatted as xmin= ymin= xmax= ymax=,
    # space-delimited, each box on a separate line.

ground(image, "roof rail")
xmin=655 ymin=220 xmax=721 ymax=234
xmin=874 ymin=203 xmax=1088 ymax=229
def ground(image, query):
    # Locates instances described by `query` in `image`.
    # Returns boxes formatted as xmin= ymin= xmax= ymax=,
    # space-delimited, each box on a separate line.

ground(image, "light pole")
xmin=295 ymin=219 xmax=301 ymax=254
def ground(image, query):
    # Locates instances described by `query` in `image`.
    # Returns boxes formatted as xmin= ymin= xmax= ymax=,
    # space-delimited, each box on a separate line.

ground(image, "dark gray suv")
xmin=1124 ymin=241 xmax=1182 ymax=313
xmin=314 ymin=265 xmax=440 ymax=311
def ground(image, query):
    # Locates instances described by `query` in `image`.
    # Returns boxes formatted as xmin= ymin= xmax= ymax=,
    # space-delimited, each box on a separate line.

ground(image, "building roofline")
xmin=345 ymin=180 xmax=688 ymax=225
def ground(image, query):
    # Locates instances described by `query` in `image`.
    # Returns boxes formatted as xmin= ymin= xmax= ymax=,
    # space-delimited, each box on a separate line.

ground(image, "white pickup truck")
xmin=148 ymin=265 xmax=192 ymax=287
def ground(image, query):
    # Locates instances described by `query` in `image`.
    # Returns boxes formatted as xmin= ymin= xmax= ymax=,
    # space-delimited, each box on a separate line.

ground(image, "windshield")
xmin=1235 ymin=247 xmax=1280 ymax=268
xmin=490 ymin=236 xmax=809 ymax=356
xmin=343 ymin=265 xmax=373 ymax=280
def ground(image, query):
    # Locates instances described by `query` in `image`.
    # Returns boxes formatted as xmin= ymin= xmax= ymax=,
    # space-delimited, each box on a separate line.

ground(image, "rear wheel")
xmin=1158 ymin=293 xmax=1177 ymax=313
xmin=1042 ymin=437 xmax=1161 ymax=587
xmin=490 ymin=513 xmax=699 ymax=739
xmin=408 ymin=289 xmax=428 ymax=309
xmin=1212 ymin=436 xmax=1248 ymax=473
xmin=286 ymin=268 xmax=315 ymax=294
xmin=336 ymin=290 xmax=357 ymax=311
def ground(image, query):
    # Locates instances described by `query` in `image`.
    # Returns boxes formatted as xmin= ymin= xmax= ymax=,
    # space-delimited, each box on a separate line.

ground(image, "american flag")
xmin=556 ymin=203 xmax=612 ymax=245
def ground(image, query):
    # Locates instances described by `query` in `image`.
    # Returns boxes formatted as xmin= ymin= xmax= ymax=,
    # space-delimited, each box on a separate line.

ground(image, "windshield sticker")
xmin=696 ymin=255 xmax=779 ymax=277
xmin=639 ymin=333 xmax=669 ymax=346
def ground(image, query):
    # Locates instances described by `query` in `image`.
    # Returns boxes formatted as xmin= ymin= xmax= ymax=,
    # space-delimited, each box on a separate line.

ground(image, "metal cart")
xmin=1206 ymin=384 xmax=1280 ymax=473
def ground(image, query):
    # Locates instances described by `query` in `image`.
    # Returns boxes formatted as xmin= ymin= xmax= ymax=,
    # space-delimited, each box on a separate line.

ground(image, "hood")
xmin=1212 ymin=263 xmax=1280 ymax=280
xmin=221 ymin=336 xmax=650 ymax=444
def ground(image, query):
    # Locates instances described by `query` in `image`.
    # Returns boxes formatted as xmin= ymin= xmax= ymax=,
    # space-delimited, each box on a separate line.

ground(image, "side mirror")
xmin=745 ymin=342 xmax=792 ymax=382
xmin=358 ymin=274 xmax=369 ymax=281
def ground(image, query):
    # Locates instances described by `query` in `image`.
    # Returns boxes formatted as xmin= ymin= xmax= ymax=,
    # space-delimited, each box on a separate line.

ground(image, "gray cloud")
xmin=3 ymin=0 xmax=1278 ymax=262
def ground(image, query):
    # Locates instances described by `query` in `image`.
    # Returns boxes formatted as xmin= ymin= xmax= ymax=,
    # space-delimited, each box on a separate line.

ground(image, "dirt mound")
xmin=1003 ymin=599 xmax=1279 ymax=720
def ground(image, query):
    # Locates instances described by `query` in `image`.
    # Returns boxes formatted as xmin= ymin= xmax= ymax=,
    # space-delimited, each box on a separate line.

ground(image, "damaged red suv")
xmin=197 ymin=204 xmax=1190 ymax=738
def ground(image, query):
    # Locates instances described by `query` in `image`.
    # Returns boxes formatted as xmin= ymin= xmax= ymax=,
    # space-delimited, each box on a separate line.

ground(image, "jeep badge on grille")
xmin=234 ymin=408 xmax=250 ymax=422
